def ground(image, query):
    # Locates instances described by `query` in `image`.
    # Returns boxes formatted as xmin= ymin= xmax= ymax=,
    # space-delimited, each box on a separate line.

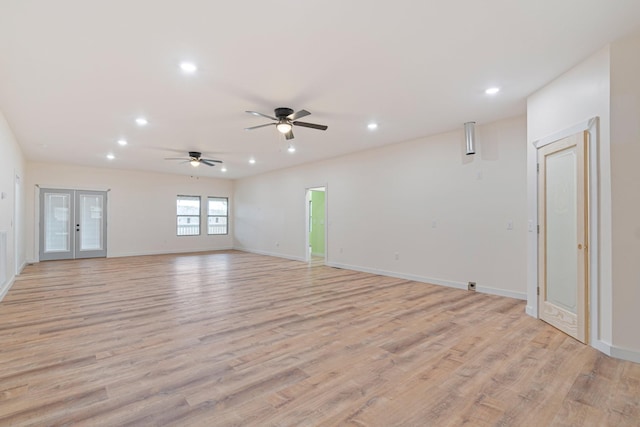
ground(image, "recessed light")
xmin=368 ymin=123 xmax=378 ymax=130
xmin=106 ymin=154 xmax=115 ymax=160
xmin=249 ymin=158 xmax=256 ymax=164
xmin=485 ymin=87 xmax=500 ymax=95
xmin=287 ymin=144 xmax=296 ymax=153
xmin=221 ymin=166 xmax=227 ymax=172
xmin=180 ymin=62 xmax=197 ymax=73
xmin=117 ymin=139 xmax=128 ymax=146
xmin=135 ymin=117 xmax=148 ymax=126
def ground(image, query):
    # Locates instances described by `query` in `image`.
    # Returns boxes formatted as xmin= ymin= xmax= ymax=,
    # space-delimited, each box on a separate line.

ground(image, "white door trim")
xmin=304 ymin=184 xmax=328 ymax=263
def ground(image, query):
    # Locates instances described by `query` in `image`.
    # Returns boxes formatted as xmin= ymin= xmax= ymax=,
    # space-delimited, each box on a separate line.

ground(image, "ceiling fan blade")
xmin=201 ymin=158 xmax=223 ymax=163
xmin=246 ymin=110 xmax=277 ymax=121
xmin=288 ymin=109 xmax=311 ymax=120
xmin=200 ymin=160 xmax=218 ymax=167
xmin=285 ymin=130 xmax=295 ymax=140
xmin=164 ymin=157 xmax=190 ymax=161
xmin=245 ymin=123 xmax=276 ymax=130
xmin=293 ymin=121 xmax=328 ymax=131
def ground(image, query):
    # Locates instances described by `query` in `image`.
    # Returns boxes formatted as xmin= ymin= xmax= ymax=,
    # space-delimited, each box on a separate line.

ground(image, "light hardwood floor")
xmin=0 ymin=251 xmax=638 ymax=426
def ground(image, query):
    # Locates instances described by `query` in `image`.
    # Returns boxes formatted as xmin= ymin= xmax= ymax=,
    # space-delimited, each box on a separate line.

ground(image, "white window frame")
xmin=177 ymin=195 xmax=201 ymax=236
xmin=207 ymin=197 xmax=228 ymax=235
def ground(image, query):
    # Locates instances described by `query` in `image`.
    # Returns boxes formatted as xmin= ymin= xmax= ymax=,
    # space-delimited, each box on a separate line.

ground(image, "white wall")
xmin=26 ymin=163 xmax=233 ymax=260
xmin=610 ymin=31 xmax=640 ymax=355
xmin=527 ymin=46 xmax=612 ymax=348
xmin=0 ymin=110 xmax=26 ymax=300
xmin=235 ymin=116 xmax=528 ymax=299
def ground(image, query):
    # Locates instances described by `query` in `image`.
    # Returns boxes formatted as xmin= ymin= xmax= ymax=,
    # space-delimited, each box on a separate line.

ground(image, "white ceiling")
xmin=1 ymin=1 xmax=639 ymax=179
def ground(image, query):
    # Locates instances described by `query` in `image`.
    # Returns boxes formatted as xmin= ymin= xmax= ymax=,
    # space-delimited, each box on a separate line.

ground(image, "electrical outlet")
xmin=394 ymin=252 xmax=399 ymax=261
xmin=468 ymin=282 xmax=476 ymax=291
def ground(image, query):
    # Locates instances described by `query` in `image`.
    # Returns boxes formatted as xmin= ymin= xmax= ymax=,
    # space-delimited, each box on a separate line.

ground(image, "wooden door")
xmin=538 ymin=131 xmax=588 ymax=343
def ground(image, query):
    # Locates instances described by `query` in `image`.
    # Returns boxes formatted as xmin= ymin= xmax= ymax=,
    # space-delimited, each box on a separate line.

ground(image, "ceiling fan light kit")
xmin=245 ymin=107 xmax=327 ymax=140
xmin=165 ymin=151 xmax=223 ymax=168
xmin=276 ymin=122 xmax=292 ymax=134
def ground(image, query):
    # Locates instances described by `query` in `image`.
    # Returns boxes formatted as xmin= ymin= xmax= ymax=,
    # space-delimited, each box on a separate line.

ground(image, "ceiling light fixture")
xmin=249 ymin=158 xmax=256 ymax=164
xmin=117 ymin=139 xmax=128 ymax=146
xmin=276 ymin=122 xmax=292 ymax=134
xmin=180 ymin=62 xmax=197 ymax=73
xmin=287 ymin=144 xmax=296 ymax=153
xmin=106 ymin=154 xmax=115 ymax=160
xmin=135 ymin=117 xmax=148 ymax=126
xmin=190 ymin=160 xmax=200 ymax=167
xmin=485 ymin=87 xmax=500 ymax=95
xmin=221 ymin=166 xmax=227 ymax=172
xmin=368 ymin=123 xmax=378 ymax=130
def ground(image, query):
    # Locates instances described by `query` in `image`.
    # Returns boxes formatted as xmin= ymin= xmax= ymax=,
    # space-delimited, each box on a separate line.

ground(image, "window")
xmin=177 ymin=195 xmax=200 ymax=236
xmin=207 ymin=197 xmax=228 ymax=235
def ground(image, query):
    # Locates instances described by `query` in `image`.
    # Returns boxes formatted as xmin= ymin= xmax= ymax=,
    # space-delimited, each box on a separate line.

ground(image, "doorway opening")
xmin=305 ymin=186 xmax=326 ymax=265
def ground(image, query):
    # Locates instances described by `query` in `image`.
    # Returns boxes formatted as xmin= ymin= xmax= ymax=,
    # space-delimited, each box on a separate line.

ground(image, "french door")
xmin=538 ymin=131 xmax=588 ymax=343
xmin=39 ymin=189 xmax=108 ymax=261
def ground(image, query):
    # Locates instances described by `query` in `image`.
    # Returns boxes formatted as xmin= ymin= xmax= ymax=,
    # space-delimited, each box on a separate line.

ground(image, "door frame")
xmin=35 ymin=185 xmax=109 ymax=261
xmin=531 ymin=117 xmax=599 ymax=345
xmin=14 ymin=173 xmax=22 ymax=274
xmin=304 ymin=185 xmax=328 ymax=263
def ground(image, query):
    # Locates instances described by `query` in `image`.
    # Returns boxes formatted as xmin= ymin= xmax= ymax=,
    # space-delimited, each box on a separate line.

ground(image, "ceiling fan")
xmin=245 ymin=107 xmax=328 ymax=140
xmin=165 ymin=151 xmax=223 ymax=168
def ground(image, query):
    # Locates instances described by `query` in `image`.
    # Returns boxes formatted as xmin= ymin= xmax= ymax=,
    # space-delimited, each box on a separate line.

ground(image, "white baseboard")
xmin=610 ymin=345 xmax=640 ymax=364
xmin=526 ymin=305 xmax=537 ymax=317
xmin=234 ymin=247 xmax=306 ymax=262
xmin=108 ymin=246 xmax=235 ymax=258
xmin=476 ymin=285 xmax=527 ymax=300
xmin=594 ymin=339 xmax=640 ymax=364
xmin=326 ymin=261 xmax=527 ymax=300
xmin=0 ymin=276 xmax=15 ymax=302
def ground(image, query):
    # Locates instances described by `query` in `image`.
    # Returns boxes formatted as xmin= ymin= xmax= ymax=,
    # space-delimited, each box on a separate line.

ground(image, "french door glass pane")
xmin=80 ymin=194 xmax=103 ymax=251
xmin=44 ymin=193 xmax=70 ymax=252
xmin=546 ymin=147 xmax=578 ymax=313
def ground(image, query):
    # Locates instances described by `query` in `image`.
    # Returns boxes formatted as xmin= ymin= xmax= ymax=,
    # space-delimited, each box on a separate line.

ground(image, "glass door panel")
xmin=39 ymin=188 xmax=108 ymax=260
xmin=40 ymin=189 xmax=74 ymax=260
xmin=75 ymin=191 xmax=107 ymax=258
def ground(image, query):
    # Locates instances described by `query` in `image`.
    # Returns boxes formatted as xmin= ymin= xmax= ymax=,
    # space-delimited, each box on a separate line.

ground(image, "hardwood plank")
xmin=0 ymin=250 xmax=637 ymax=425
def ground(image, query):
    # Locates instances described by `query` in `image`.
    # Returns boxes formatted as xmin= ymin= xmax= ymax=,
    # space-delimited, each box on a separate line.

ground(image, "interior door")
xmin=40 ymin=189 xmax=107 ymax=261
xmin=538 ymin=131 xmax=588 ymax=343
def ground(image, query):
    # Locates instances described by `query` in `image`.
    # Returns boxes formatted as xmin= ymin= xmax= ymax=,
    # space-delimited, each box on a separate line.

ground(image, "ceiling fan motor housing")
xmin=188 ymin=151 xmax=201 ymax=159
xmin=275 ymin=107 xmax=294 ymax=118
